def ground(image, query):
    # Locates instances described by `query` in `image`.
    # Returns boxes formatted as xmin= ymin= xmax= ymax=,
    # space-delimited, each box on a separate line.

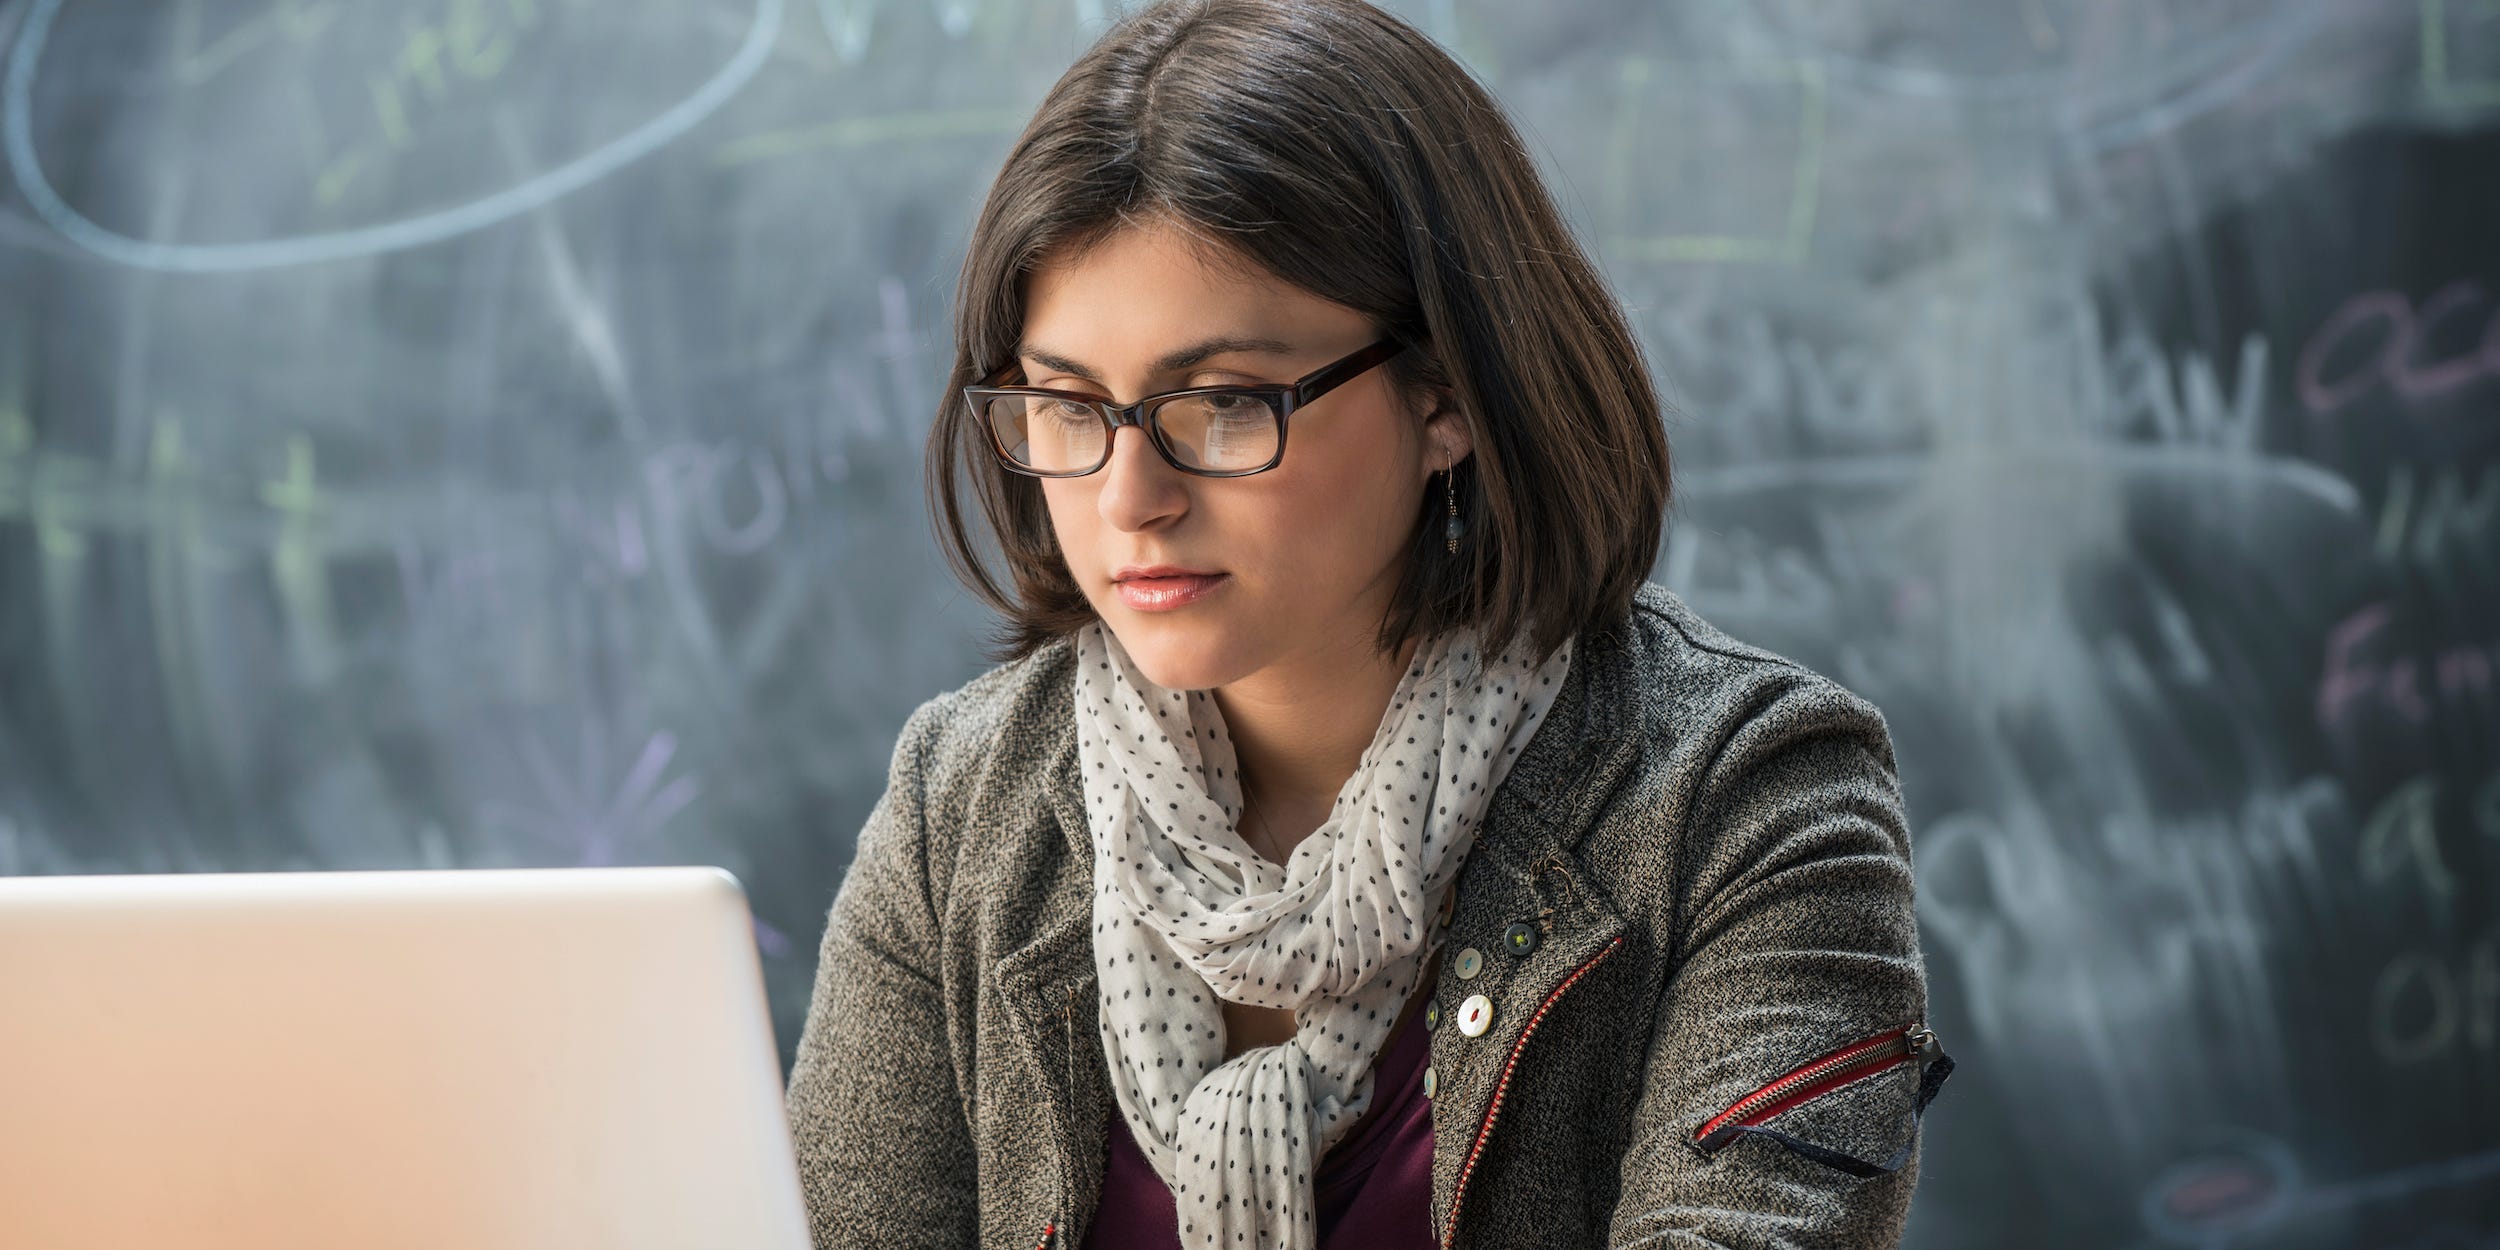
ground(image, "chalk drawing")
xmin=0 ymin=0 xmax=786 ymax=270
xmin=1602 ymin=57 xmax=1825 ymax=265
xmin=2422 ymin=0 xmax=2500 ymax=107
xmin=473 ymin=724 xmax=701 ymax=867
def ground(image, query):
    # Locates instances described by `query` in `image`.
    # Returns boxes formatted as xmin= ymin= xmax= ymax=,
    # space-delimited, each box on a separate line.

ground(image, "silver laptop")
xmin=0 ymin=866 xmax=814 ymax=1250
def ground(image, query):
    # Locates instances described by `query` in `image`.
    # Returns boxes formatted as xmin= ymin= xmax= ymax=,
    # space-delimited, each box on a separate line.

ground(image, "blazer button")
xmin=1453 ymin=947 xmax=1485 ymax=980
xmin=1424 ymin=998 xmax=1443 ymax=1032
xmin=1457 ymin=993 xmax=1494 ymax=1037
xmin=1423 ymin=1066 xmax=1438 ymax=1098
xmin=1502 ymin=922 xmax=1540 ymax=956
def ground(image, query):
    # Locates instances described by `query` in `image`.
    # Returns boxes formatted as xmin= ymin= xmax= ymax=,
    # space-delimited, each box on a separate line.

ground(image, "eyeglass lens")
xmin=982 ymin=392 xmax=1278 ymax=474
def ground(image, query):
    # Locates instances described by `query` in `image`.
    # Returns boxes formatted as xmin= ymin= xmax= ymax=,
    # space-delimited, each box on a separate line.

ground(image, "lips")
xmin=1114 ymin=572 xmax=1229 ymax=611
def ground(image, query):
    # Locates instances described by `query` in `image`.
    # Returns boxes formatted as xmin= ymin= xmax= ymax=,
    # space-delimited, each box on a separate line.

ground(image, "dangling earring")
xmin=1443 ymin=460 xmax=1465 ymax=553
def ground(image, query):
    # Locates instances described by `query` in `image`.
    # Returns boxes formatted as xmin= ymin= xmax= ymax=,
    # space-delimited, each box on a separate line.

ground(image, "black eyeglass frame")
xmin=964 ymin=337 xmax=1409 ymax=478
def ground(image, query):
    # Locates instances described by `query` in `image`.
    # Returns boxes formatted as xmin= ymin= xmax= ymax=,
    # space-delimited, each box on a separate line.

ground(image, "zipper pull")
xmin=1906 ymin=1023 xmax=1941 ymax=1066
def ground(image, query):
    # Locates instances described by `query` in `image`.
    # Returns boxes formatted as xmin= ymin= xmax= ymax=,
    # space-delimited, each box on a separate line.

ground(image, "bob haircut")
xmin=929 ymin=0 xmax=1671 ymax=669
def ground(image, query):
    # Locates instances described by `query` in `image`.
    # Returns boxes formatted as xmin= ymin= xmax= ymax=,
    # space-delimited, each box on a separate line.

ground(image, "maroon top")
xmin=1079 ymin=1009 xmax=1438 ymax=1248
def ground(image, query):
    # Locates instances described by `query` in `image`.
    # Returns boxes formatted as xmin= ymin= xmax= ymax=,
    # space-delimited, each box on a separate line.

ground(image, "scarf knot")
xmin=1076 ymin=621 xmax=1575 ymax=1248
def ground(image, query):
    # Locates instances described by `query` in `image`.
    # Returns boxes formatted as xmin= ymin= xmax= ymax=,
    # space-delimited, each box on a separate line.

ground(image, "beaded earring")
xmin=1444 ymin=462 xmax=1465 ymax=553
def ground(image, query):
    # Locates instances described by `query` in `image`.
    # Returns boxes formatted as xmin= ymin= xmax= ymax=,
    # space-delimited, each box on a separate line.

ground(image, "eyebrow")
xmin=1015 ymin=335 xmax=1301 ymax=382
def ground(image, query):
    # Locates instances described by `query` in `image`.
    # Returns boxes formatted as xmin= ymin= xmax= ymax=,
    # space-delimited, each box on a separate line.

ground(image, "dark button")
xmin=1503 ymin=921 xmax=1540 ymax=956
xmin=1425 ymin=998 xmax=1443 ymax=1032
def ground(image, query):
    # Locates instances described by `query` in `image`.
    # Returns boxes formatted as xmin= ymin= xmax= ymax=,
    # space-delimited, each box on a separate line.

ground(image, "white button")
xmin=1422 ymin=1066 xmax=1438 ymax=1098
xmin=1457 ymin=993 xmax=1494 ymax=1037
xmin=1453 ymin=947 xmax=1485 ymax=980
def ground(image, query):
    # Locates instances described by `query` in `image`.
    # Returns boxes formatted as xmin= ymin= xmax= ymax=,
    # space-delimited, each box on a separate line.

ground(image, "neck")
xmin=1216 ymin=631 xmax=1424 ymax=862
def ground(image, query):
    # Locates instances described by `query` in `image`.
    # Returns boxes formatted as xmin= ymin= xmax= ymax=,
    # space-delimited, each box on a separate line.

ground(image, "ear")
xmin=1416 ymin=385 xmax=1473 ymax=475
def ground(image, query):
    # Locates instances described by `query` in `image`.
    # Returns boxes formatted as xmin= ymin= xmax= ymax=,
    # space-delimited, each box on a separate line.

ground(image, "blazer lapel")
xmin=1423 ymin=786 xmax=1632 ymax=1248
xmin=992 ymin=730 xmax=1109 ymax=1247
xmin=1420 ymin=620 xmax=1642 ymax=1247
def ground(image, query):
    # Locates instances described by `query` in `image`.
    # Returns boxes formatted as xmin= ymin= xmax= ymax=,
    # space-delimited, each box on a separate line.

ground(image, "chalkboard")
xmin=2 ymin=1 xmax=2494 ymax=1246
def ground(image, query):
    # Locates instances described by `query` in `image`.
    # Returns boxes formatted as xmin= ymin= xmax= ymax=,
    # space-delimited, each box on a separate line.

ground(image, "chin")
xmin=1104 ymin=620 xmax=1251 ymax=694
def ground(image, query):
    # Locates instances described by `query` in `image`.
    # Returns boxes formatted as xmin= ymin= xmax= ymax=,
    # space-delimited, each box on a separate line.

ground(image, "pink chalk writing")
xmin=2296 ymin=280 xmax=2500 ymax=416
xmin=2317 ymin=600 xmax=2500 ymax=731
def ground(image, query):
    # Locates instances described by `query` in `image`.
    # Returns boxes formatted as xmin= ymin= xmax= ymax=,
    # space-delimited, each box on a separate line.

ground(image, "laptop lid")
xmin=0 ymin=865 xmax=813 ymax=1250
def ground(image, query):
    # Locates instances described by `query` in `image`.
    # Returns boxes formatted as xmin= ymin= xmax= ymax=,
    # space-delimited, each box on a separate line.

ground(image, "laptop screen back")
xmin=0 ymin=866 xmax=813 ymax=1250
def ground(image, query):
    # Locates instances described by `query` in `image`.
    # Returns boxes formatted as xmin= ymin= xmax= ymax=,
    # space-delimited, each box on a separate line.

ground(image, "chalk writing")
xmin=167 ymin=2 xmax=343 ymax=91
xmin=1627 ymin=282 xmax=2280 ymax=460
xmin=646 ymin=440 xmax=790 ymax=558
xmin=2296 ymin=280 xmax=2500 ymax=417
xmin=2358 ymin=775 xmax=2456 ymax=914
xmin=321 ymin=0 xmax=587 ymax=204
xmin=1918 ymin=777 xmax=2347 ymax=1156
xmin=2374 ymin=464 xmax=2500 ymax=583
xmin=2369 ymin=927 xmax=2499 ymax=1065
xmin=261 ymin=434 xmax=343 ymax=686
xmin=473 ymin=725 xmax=701 ymax=867
xmin=392 ymin=530 xmax=516 ymax=626
xmin=2317 ymin=602 xmax=2500 ymax=733
xmin=2100 ymin=327 xmax=2270 ymax=451
xmin=0 ymin=0 xmax=786 ymax=270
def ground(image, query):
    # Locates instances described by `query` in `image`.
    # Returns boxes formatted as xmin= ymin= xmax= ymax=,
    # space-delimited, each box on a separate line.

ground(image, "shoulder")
xmin=879 ymin=633 xmax=1083 ymax=892
xmin=1570 ymin=585 xmax=1906 ymax=912
xmin=902 ymin=633 xmax=1078 ymax=779
xmin=1619 ymin=580 xmax=1897 ymax=778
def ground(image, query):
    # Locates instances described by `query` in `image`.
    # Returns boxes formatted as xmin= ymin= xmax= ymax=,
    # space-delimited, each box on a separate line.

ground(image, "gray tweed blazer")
xmin=786 ymin=581 xmax=1951 ymax=1249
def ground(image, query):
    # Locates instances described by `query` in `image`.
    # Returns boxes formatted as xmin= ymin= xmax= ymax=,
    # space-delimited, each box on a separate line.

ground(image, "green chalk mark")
xmin=2423 ymin=0 xmax=2500 ymax=105
xmin=1602 ymin=58 xmax=1824 ymax=268
xmin=1784 ymin=60 xmax=1826 ymax=267
xmin=0 ymin=400 xmax=28 ymax=519
xmin=34 ymin=433 xmax=90 ymax=723
xmin=145 ymin=413 xmax=224 ymax=807
xmin=262 ymin=433 xmax=344 ymax=687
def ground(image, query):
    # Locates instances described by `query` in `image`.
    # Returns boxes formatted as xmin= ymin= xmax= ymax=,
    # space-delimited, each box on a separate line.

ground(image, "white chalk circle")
xmin=0 ymin=0 xmax=785 ymax=273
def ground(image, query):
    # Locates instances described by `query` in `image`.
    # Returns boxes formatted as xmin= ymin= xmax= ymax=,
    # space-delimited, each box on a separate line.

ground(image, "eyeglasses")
xmin=965 ymin=338 xmax=1407 ymax=478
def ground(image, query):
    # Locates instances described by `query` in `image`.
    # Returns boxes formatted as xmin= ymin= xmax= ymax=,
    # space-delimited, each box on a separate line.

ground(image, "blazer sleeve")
xmin=1607 ymin=674 xmax=1949 ymax=1250
xmin=785 ymin=693 xmax=978 ymax=1249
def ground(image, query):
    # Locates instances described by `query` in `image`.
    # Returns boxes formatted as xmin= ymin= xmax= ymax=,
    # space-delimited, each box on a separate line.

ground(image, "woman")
xmin=784 ymin=1 xmax=1952 ymax=1247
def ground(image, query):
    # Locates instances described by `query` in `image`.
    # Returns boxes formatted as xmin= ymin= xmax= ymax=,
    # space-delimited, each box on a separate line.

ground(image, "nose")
xmin=1094 ymin=419 xmax=1191 ymax=528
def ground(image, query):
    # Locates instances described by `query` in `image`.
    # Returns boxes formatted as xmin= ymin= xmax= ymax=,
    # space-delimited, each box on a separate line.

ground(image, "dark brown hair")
xmin=928 ymin=0 xmax=1670 ymax=668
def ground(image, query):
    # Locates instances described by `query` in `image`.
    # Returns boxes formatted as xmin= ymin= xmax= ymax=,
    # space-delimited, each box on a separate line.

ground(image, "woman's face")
xmin=1020 ymin=219 xmax=1466 ymax=693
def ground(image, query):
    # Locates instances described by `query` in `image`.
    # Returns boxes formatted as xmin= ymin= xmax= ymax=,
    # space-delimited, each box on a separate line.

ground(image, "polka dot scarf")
xmin=1074 ymin=618 xmax=1575 ymax=1248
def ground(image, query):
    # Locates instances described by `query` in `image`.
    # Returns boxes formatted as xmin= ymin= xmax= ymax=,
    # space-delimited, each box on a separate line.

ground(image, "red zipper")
xmin=1440 ymin=934 xmax=1624 ymax=1250
xmin=1692 ymin=1022 xmax=1938 ymax=1149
